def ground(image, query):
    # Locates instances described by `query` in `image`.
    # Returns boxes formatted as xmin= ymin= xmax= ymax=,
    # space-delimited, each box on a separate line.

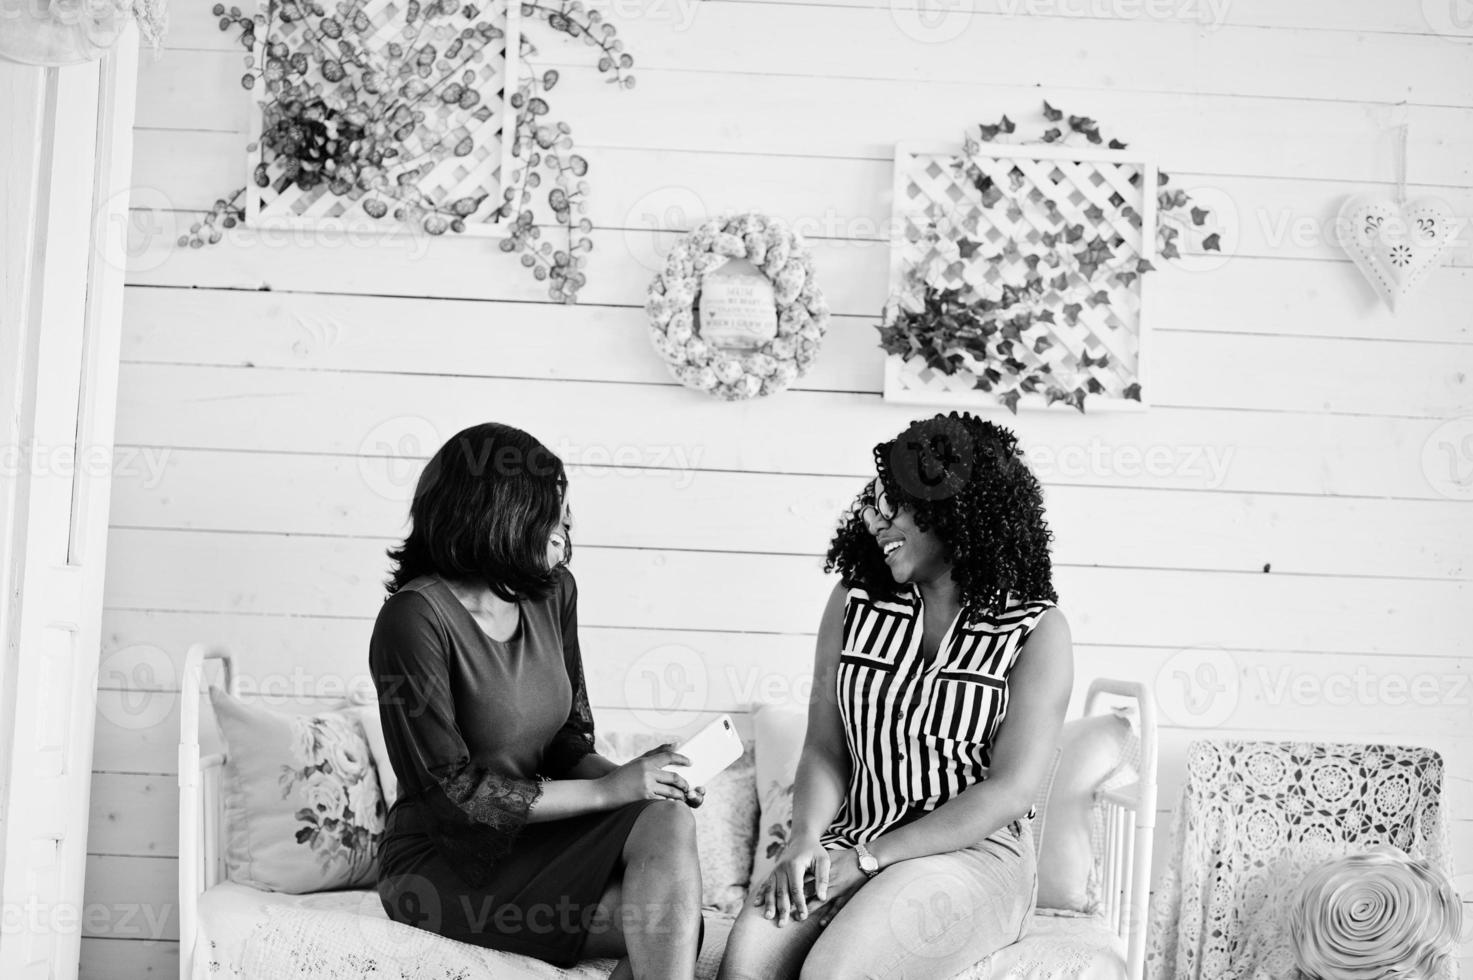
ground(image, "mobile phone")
xmin=662 ymin=714 xmax=743 ymax=788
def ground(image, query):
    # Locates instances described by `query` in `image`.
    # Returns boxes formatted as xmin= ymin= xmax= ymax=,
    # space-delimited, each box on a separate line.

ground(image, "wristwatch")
xmin=854 ymin=843 xmax=881 ymax=878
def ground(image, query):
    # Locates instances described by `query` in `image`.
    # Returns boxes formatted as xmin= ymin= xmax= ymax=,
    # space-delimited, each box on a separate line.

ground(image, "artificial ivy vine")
xmin=877 ymin=102 xmax=1222 ymax=412
xmin=183 ymin=0 xmax=632 ymax=303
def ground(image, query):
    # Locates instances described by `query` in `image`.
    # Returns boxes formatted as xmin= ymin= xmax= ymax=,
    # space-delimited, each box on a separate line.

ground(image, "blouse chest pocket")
xmin=838 ymin=603 xmax=911 ymax=673
xmin=913 ymin=666 xmax=1008 ymax=745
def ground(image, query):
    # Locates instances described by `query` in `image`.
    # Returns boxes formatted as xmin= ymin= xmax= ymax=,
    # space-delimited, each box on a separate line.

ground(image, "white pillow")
xmin=748 ymin=702 xmax=808 ymax=891
xmin=347 ymin=702 xmax=398 ymax=811
xmin=1033 ymin=710 xmax=1136 ymax=914
xmin=596 ymin=728 xmax=759 ymax=914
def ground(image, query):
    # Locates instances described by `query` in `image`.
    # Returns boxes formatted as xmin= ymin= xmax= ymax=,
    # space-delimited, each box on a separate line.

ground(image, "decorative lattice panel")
xmin=884 ymin=141 xmax=1158 ymax=411
xmin=244 ymin=0 xmax=520 ymax=237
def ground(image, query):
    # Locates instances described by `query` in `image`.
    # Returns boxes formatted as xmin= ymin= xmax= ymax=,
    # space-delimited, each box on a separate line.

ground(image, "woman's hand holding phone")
xmin=597 ymin=744 xmax=705 ymax=807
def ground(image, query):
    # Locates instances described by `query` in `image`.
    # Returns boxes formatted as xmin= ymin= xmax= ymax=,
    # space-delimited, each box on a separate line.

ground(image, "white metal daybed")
xmin=179 ymin=644 xmax=1157 ymax=979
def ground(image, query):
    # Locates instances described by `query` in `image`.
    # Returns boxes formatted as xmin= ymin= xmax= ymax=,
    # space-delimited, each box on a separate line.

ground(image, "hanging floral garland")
xmin=184 ymin=0 xmax=632 ymax=303
xmin=646 ymin=213 xmax=830 ymax=401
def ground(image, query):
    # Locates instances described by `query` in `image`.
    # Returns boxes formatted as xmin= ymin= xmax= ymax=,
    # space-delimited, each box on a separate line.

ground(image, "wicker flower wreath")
xmin=646 ymin=213 xmax=830 ymax=400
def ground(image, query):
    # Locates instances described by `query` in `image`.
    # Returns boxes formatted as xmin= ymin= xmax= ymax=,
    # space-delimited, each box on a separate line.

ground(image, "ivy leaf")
xmin=999 ymin=114 xmax=1016 ymax=134
xmin=1050 ymin=273 xmax=1070 ymax=290
xmin=1062 ymin=302 xmax=1082 ymax=324
xmin=1086 ymin=378 xmax=1105 ymax=394
xmin=980 ymin=184 xmax=1004 ymax=209
xmin=1042 ymin=100 xmax=1063 ymax=122
xmin=1083 ymin=203 xmax=1105 ymax=223
xmin=1035 ymin=309 xmax=1056 ymax=325
xmin=1033 ymin=335 xmax=1054 ymax=354
xmin=998 ymin=389 xmax=1021 ymax=414
xmin=1202 ymin=232 xmax=1223 ymax=252
xmin=1191 ymin=206 xmax=1210 ymax=226
xmin=958 ymin=239 xmax=981 ymax=259
xmin=1116 ymin=270 xmax=1138 ymax=287
xmin=1136 ymin=258 xmax=1156 ymax=275
xmin=1161 ymin=241 xmax=1181 ymax=260
xmin=1086 ymin=289 xmax=1109 ymax=307
xmin=978 ymin=123 xmax=1001 ymax=141
xmin=1124 ymin=382 xmax=1143 ymax=401
xmin=1064 ymin=224 xmax=1085 ymax=244
xmin=1042 ymin=127 xmax=1062 ymax=143
xmin=1108 ymin=138 xmax=1128 ymax=150
xmin=876 ymin=323 xmax=913 ymax=357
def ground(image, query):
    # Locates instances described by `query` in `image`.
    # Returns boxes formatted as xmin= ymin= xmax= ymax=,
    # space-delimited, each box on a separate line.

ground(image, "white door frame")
xmin=0 ymin=27 xmax=140 ymax=980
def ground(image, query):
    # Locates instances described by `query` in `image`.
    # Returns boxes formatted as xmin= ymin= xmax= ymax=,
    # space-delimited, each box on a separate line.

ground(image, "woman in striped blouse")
xmin=718 ymin=412 xmax=1073 ymax=980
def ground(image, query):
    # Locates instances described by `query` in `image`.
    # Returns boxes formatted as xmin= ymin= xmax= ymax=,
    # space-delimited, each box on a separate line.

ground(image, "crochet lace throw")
xmin=1144 ymin=740 xmax=1452 ymax=980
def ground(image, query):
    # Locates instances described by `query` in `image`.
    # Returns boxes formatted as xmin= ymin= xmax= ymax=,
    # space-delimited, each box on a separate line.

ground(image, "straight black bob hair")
xmin=385 ymin=422 xmax=569 ymax=602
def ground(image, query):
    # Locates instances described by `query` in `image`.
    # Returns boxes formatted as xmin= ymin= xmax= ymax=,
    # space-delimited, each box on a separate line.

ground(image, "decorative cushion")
xmin=348 ymin=702 xmax=398 ymax=810
xmin=595 ymin=730 xmax=758 ymax=915
xmin=1032 ymin=711 xmax=1135 ymax=914
xmin=747 ymin=702 xmax=808 ymax=891
xmin=950 ymin=912 xmax=1127 ymax=979
xmin=210 ymin=686 xmax=386 ymax=893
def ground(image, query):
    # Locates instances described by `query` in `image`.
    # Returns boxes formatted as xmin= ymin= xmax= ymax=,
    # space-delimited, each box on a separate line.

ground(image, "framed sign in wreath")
xmin=646 ymin=213 xmax=830 ymax=401
xmin=883 ymin=138 xmax=1159 ymax=412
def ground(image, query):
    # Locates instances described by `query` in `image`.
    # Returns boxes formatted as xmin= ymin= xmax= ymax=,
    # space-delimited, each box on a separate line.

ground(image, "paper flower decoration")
xmin=1290 ymin=846 xmax=1463 ymax=980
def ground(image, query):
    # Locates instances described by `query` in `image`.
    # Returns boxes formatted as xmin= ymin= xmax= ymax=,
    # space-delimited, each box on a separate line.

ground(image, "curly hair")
xmin=823 ymin=412 xmax=1056 ymax=618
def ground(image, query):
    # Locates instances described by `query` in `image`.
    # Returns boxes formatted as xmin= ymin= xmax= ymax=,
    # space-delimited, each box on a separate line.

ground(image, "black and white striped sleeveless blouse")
xmin=819 ymin=584 xmax=1055 ymax=849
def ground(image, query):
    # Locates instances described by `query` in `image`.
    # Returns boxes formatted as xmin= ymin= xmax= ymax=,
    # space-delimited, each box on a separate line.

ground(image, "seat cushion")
xmin=947 ymin=913 xmax=1127 ymax=980
xmin=196 ymin=882 xmax=736 ymax=980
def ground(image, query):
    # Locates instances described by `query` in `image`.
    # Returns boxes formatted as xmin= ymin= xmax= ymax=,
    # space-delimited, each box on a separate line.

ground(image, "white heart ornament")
xmin=1336 ymin=195 xmax=1460 ymax=312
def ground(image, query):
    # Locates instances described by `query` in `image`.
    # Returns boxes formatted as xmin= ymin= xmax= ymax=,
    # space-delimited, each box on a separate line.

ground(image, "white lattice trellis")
xmin=244 ymin=0 xmax=521 ymax=237
xmin=884 ymin=141 xmax=1158 ymax=411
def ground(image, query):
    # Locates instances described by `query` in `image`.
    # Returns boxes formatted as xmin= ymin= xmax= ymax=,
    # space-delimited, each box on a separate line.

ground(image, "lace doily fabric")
xmin=1144 ymin=740 xmax=1453 ymax=980
xmin=209 ymin=884 xmax=736 ymax=980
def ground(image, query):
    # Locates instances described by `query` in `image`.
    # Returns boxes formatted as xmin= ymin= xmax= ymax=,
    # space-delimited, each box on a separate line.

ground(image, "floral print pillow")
xmin=595 ymin=729 xmax=758 ymax=914
xmin=211 ymin=687 xmax=386 ymax=893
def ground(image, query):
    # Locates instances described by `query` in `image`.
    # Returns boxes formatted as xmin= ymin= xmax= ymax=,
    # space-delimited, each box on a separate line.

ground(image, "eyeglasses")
xmin=858 ymin=481 xmax=898 ymax=525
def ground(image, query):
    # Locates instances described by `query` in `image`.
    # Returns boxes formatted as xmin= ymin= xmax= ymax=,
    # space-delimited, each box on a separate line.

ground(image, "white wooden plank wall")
xmin=86 ymin=1 xmax=1473 ymax=974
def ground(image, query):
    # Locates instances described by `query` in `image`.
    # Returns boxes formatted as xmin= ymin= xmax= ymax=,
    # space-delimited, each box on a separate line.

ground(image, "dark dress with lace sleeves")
xmin=369 ymin=571 xmax=660 ymax=966
xmin=538 ymin=570 xmax=596 ymax=778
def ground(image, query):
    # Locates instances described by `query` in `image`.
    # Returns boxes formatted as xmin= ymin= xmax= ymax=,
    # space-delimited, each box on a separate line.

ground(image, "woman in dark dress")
xmin=370 ymin=422 xmax=706 ymax=979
